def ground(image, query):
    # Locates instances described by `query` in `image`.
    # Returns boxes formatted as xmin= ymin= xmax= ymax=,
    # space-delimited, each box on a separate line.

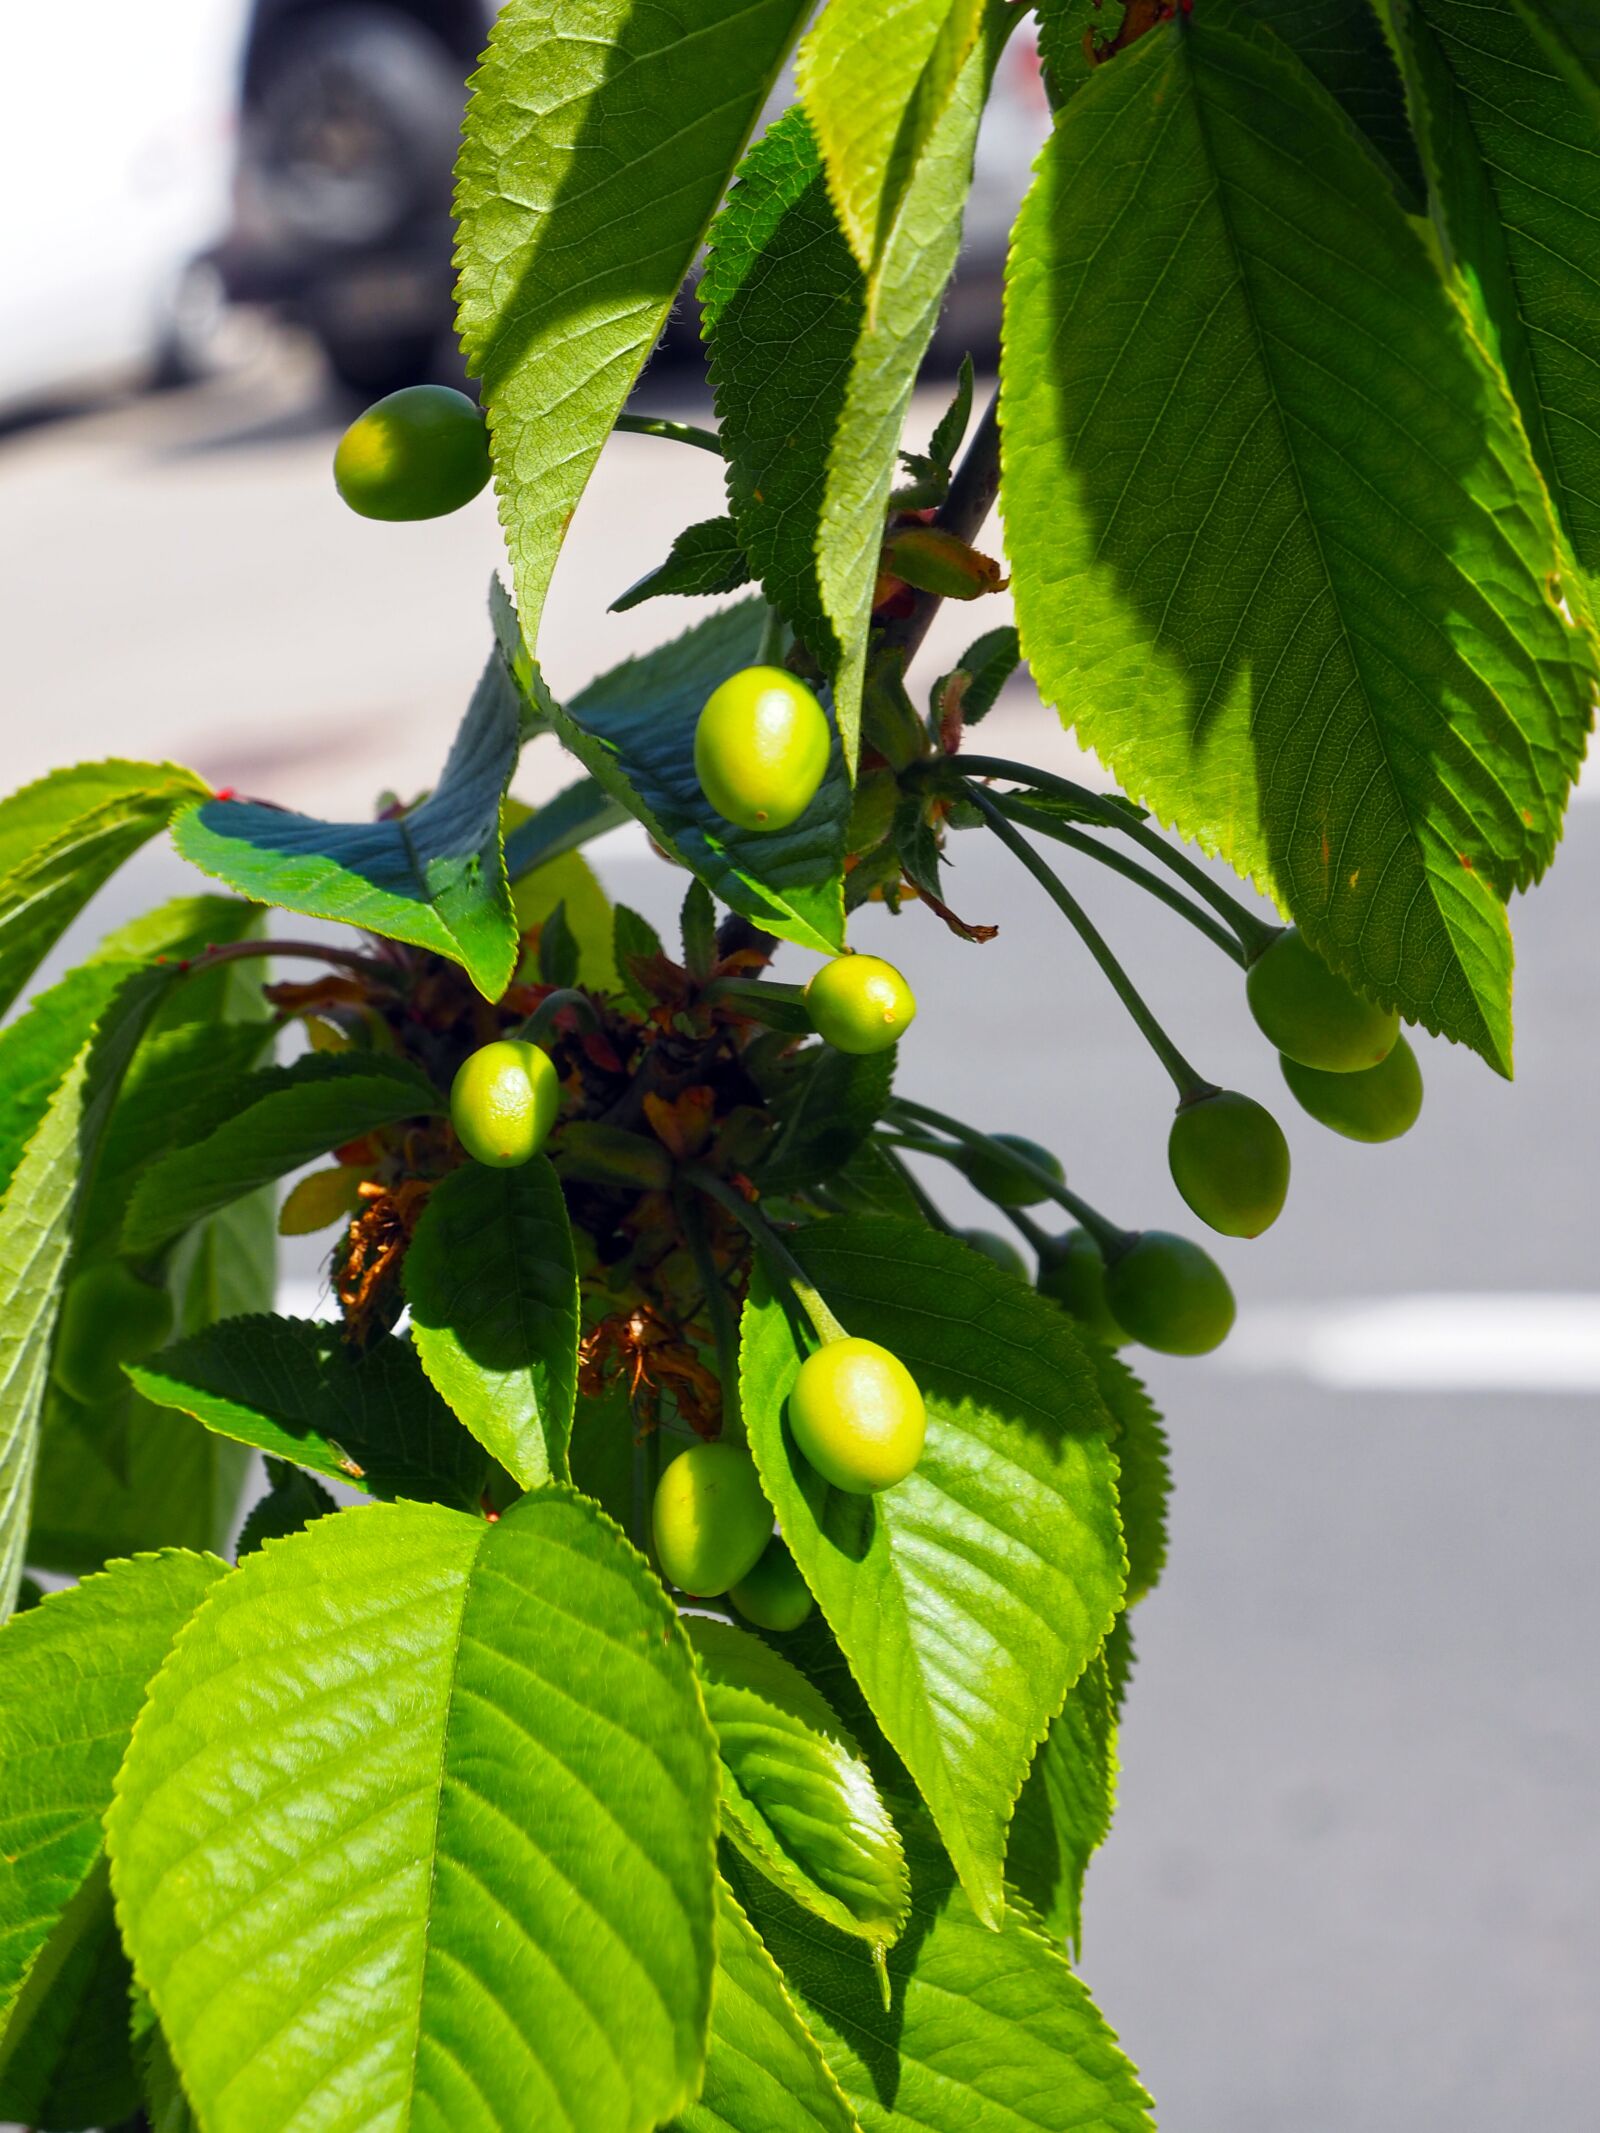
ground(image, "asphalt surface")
xmin=4 ymin=344 xmax=1596 ymax=2131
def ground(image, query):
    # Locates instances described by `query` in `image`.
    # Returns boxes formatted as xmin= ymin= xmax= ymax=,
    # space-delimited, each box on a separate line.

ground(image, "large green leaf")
xmin=701 ymin=110 xmax=863 ymax=670
xmin=173 ymin=645 xmax=523 ymax=999
xmin=1395 ymin=0 xmax=1600 ymax=573
xmin=0 ymin=760 xmax=207 ymax=1018
xmin=687 ymin=1618 xmax=910 ymax=1948
xmin=1245 ymin=1 xmax=1425 ymax=204
xmin=669 ymin=1875 xmax=863 ymax=2133
xmin=108 ymin=1494 xmax=719 ymax=2133
xmin=815 ymin=5 xmax=1012 ymax=761
xmin=612 ymin=516 xmax=753 ymax=612
xmin=757 ymin=1043 xmax=896 ymax=1196
xmin=504 ymin=775 xmax=629 ymax=882
xmin=1006 ymin=1642 xmax=1117 ymax=1956
xmin=0 ymin=962 xmax=132 ymax=1205
xmin=123 ymin=1053 xmax=441 ymax=1255
xmin=739 ymin=1219 xmax=1125 ymax=1926
xmin=0 ymin=1551 xmax=226 ymax=2023
xmin=454 ymin=0 xmax=812 ymax=650
xmin=0 ymin=1856 xmax=141 ymax=2131
xmin=129 ymin=1316 xmax=490 ymax=1510
xmin=1001 ymin=10 xmax=1596 ymax=1075
xmin=0 ymin=967 xmax=176 ymax=1613
xmin=520 ymin=593 xmax=851 ymax=956
xmin=797 ymin=0 xmax=986 ymax=281
xmin=404 ymin=1158 xmax=580 ymax=1489
xmin=725 ymin=1820 xmax=1154 ymax=2132
xmin=1512 ymin=0 xmax=1600 ymax=111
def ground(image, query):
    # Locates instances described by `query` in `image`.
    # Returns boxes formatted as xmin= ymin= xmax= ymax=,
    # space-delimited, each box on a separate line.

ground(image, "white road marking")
xmin=1222 ymin=1293 xmax=1600 ymax=1393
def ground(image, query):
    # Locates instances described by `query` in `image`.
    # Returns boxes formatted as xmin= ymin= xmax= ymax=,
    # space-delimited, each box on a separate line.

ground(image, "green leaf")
xmin=0 ymin=1856 xmax=141 ymax=2131
xmin=0 ymin=1550 xmax=226 ymax=2023
xmin=797 ymin=0 xmax=986 ymax=283
xmin=405 ymin=1158 xmax=580 ymax=1489
xmin=739 ymin=1219 xmax=1125 ymax=1926
xmin=541 ymin=597 xmax=850 ymax=957
xmin=511 ymin=841 xmax=620 ymax=993
xmin=814 ymin=8 xmax=1011 ymax=762
xmin=455 ymin=0 xmax=813 ymax=650
xmin=504 ymin=774 xmax=629 ymax=881
xmin=173 ymin=644 xmax=523 ymax=998
xmin=567 ymin=1382 xmax=638 ymax=1535
xmin=612 ymin=517 xmax=753 ymax=612
xmin=1095 ymin=1350 xmax=1170 ymax=1608
xmin=129 ymin=1315 xmax=491 ymax=1509
xmin=108 ymin=1494 xmax=720 ymax=2133
xmin=1396 ymin=0 xmax=1600 ymax=574
xmin=702 ymin=108 xmax=865 ymax=671
xmin=669 ymin=1875 xmax=863 ymax=2133
xmin=538 ymin=897 xmax=581 ymax=987
xmin=1001 ymin=11 xmax=1597 ymax=1075
xmin=682 ymin=878 xmax=718 ymax=982
xmin=758 ymin=1045 xmax=896 ymax=1196
xmin=1006 ymin=1645 xmax=1117 ymax=1956
xmin=1512 ymin=0 xmax=1600 ymax=111
xmin=123 ymin=1053 xmax=441 ymax=1255
xmin=932 ymin=625 xmax=1019 ymax=730
xmin=1243 ymin=0 xmax=1425 ymax=205
xmin=615 ymin=901 xmax=670 ymax=1012
xmin=824 ymin=1140 xmax=928 ymax=1223
xmin=235 ymin=1458 xmax=340 ymax=1556
xmin=0 ymin=967 xmax=176 ymax=1612
xmin=725 ymin=1817 xmax=1154 ymax=2132
xmin=0 ymin=962 xmax=132 ymax=1205
xmin=687 ymin=1617 xmax=910 ymax=1948
xmin=0 ymin=760 xmax=207 ymax=1018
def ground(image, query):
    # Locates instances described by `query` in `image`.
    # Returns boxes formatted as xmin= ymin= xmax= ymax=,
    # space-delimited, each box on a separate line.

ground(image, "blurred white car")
xmin=0 ymin=0 xmax=252 ymax=416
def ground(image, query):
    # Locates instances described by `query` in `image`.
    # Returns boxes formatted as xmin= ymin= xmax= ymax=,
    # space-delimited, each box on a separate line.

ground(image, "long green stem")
xmin=614 ymin=413 xmax=724 ymax=455
xmin=993 ymin=797 xmax=1245 ymax=966
xmin=513 ymin=987 xmax=602 ymax=1048
xmin=963 ymin=784 xmax=1212 ymax=1101
xmin=678 ymin=1187 xmax=745 ymax=1446
xmin=1002 ymin=1203 xmax=1054 ymax=1259
xmin=756 ymin=604 xmax=788 ymax=667
xmin=889 ymin=1097 xmax=1132 ymax=1258
xmin=931 ymin=754 xmax=1281 ymax=959
xmin=682 ymin=1165 xmax=848 ymax=1347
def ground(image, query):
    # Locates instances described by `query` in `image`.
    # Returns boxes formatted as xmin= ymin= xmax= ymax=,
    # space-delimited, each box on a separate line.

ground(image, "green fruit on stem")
xmin=1103 ymin=1231 xmax=1235 ymax=1356
xmin=1280 ymin=1035 xmax=1423 ymax=1142
xmin=805 ymin=953 xmax=916 ymax=1054
xmin=958 ymin=1227 xmax=1029 ymax=1278
xmin=1246 ymin=927 xmax=1398 ymax=1072
xmin=1037 ymin=1229 xmax=1125 ymax=1347
xmin=788 ymin=1336 xmax=926 ymax=1495
xmin=450 ymin=1039 xmax=560 ymax=1167
xmin=333 ymin=385 xmax=491 ymax=522
xmin=652 ymin=1441 xmax=772 ymax=1597
xmin=52 ymin=1263 xmax=174 ymax=1406
xmin=729 ymin=1535 xmax=814 ymax=1631
xmin=959 ymin=1132 xmax=1062 ymax=1209
xmin=693 ymin=666 xmax=832 ymax=832
xmin=1168 ymin=1088 xmax=1290 ymax=1238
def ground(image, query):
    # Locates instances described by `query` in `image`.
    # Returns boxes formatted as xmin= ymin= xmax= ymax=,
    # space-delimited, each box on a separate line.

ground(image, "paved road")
xmin=5 ymin=350 xmax=1596 ymax=2131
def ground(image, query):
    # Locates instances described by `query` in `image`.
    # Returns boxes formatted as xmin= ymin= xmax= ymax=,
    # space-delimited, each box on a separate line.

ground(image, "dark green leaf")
xmin=405 ymin=1159 xmax=580 ymax=1488
xmin=173 ymin=644 xmax=523 ymax=998
xmin=1095 ymin=1350 xmax=1170 ymax=1608
xmin=923 ymin=354 xmax=974 ymax=478
xmin=1006 ymin=1645 xmax=1117 ymax=1955
xmin=538 ymin=897 xmax=580 ymax=987
xmin=758 ymin=1045 xmax=895 ymax=1196
xmin=823 ymin=1140 xmax=928 ymax=1223
xmin=612 ymin=516 xmax=753 ymax=612
xmin=1244 ymin=0 xmax=1425 ymax=206
xmin=504 ymin=775 xmax=629 ymax=880
xmin=109 ymin=1495 xmax=720 ymax=2133
xmin=123 ymin=1054 xmax=441 ymax=1255
xmin=932 ymin=625 xmax=1019 ymax=730
xmin=129 ymin=1316 xmax=490 ymax=1510
xmin=682 ymin=878 xmax=718 ymax=982
xmin=739 ymin=1219 xmax=1124 ymax=1924
xmin=1511 ymin=0 xmax=1600 ymax=112
xmin=456 ymin=0 xmax=813 ymax=648
xmin=615 ymin=901 xmax=669 ymax=1012
xmin=234 ymin=1458 xmax=340 ymax=1556
xmin=566 ymin=1382 xmax=638 ymax=1534
xmin=1001 ymin=11 xmax=1597 ymax=1074
xmin=0 ymin=1857 xmax=141 ymax=2131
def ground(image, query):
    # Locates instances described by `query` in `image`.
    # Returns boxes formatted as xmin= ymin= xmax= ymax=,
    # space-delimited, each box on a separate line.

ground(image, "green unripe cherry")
xmin=805 ymin=953 xmax=916 ymax=1054
xmin=1103 ymin=1231 xmax=1235 ymax=1356
xmin=1168 ymin=1088 xmax=1291 ymax=1238
xmin=333 ymin=385 xmax=491 ymax=522
xmin=52 ymin=1263 xmax=174 ymax=1407
xmin=959 ymin=1132 xmax=1063 ymax=1209
xmin=450 ymin=1039 xmax=560 ymax=1167
xmin=959 ymin=1228 xmax=1029 ymax=1278
xmin=1246 ymin=927 xmax=1398 ymax=1073
xmin=1037 ymin=1230 xmax=1125 ymax=1347
xmin=729 ymin=1535 xmax=814 ymax=1632
xmin=652 ymin=1441 xmax=772 ymax=1597
xmin=1280 ymin=1035 xmax=1423 ymax=1143
xmin=693 ymin=667 xmax=832 ymax=833
xmin=788 ymin=1336 xmax=926 ymax=1495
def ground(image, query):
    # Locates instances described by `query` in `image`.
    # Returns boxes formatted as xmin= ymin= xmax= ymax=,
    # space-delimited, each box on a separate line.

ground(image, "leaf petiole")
xmin=614 ymin=412 xmax=726 ymax=455
xmin=682 ymin=1164 xmax=848 ymax=1349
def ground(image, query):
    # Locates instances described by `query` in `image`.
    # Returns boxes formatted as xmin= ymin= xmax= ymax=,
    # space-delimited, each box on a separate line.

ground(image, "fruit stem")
xmin=513 ymin=987 xmax=602 ymax=1048
xmin=929 ymin=754 xmax=1282 ymax=959
xmin=756 ymin=604 xmax=789 ymax=667
xmin=677 ymin=1186 xmax=745 ymax=1446
xmin=1003 ymin=1203 xmax=1054 ymax=1260
xmin=682 ymin=1165 xmax=849 ymax=1349
xmin=889 ymin=1098 xmax=1133 ymax=1258
xmin=963 ymin=784 xmax=1212 ymax=1102
xmin=614 ymin=413 xmax=725 ymax=456
xmin=991 ymin=797 xmax=1245 ymax=965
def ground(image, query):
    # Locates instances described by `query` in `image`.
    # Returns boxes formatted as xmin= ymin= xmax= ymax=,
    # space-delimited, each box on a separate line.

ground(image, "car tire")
xmin=248 ymin=6 xmax=465 ymax=253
